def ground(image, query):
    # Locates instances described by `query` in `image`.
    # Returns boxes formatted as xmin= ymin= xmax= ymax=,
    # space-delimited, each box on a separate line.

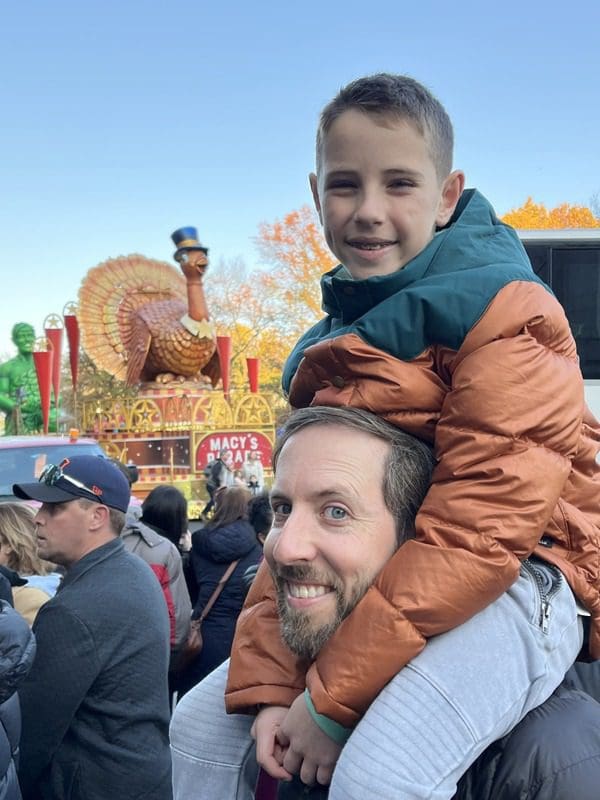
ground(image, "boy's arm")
xmin=301 ymin=283 xmax=585 ymax=726
xmin=225 ymin=559 xmax=309 ymax=712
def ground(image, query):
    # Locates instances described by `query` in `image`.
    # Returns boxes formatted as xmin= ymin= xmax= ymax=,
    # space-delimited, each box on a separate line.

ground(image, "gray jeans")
xmin=170 ymin=560 xmax=582 ymax=800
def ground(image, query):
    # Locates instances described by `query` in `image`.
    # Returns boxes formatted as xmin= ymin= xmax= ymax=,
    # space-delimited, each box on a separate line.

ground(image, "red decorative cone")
xmin=63 ymin=302 xmax=80 ymax=392
xmin=216 ymin=336 xmax=232 ymax=396
xmin=246 ymin=357 xmax=260 ymax=393
xmin=44 ymin=318 xmax=63 ymax=404
xmin=33 ymin=339 xmax=53 ymax=434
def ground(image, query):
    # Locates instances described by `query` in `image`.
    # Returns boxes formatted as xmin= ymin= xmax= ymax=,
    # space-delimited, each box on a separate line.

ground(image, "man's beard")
xmin=273 ymin=564 xmax=371 ymax=660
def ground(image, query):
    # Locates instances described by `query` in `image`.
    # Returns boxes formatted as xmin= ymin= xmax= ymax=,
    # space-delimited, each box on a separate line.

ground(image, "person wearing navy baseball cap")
xmin=13 ymin=455 xmax=130 ymax=513
xmin=14 ymin=455 xmax=172 ymax=799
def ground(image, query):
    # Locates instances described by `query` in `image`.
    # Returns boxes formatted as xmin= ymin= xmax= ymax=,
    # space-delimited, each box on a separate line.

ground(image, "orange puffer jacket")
xmin=226 ymin=190 xmax=600 ymax=727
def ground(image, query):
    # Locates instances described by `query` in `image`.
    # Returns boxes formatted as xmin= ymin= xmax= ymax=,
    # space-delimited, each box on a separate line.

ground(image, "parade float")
xmin=1 ymin=227 xmax=287 ymax=514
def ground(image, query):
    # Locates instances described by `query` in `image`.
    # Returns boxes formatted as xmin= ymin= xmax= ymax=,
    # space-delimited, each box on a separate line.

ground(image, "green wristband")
xmin=304 ymin=689 xmax=353 ymax=745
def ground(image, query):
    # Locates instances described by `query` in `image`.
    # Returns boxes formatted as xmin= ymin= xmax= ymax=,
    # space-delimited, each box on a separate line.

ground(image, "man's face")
xmin=310 ymin=109 xmax=462 ymax=280
xmin=265 ymin=423 xmax=397 ymax=659
xmin=34 ymin=499 xmax=99 ymax=569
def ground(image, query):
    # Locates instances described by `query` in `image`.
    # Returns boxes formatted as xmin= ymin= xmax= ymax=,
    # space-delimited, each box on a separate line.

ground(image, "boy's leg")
xmin=170 ymin=660 xmax=258 ymax=800
xmin=330 ymin=559 xmax=583 ymax=800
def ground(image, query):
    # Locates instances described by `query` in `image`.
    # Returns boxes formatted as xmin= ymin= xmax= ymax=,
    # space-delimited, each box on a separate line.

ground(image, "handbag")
xmin=172 ymin=559 xmax=240 ymax=673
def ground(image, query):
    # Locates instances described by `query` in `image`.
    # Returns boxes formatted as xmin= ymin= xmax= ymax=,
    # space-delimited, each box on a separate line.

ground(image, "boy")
xmin=178 ymin=74 xmax=600 ymax=798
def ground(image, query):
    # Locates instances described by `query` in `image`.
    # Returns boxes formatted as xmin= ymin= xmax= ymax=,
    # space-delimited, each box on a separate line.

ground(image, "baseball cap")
xmin=13 ymin=455 xmax=130 ymax=513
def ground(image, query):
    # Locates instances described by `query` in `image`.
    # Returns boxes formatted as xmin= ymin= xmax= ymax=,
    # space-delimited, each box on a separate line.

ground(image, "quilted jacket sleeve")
xmin=227 ymin=282 xmax=585 ymax=726
xmin=303 ymin=282 xmax=584 ymax=725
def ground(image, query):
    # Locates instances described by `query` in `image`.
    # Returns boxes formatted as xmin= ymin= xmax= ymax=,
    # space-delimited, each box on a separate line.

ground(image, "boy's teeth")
xmin=355 ymin=242 xmax=389 ymax=250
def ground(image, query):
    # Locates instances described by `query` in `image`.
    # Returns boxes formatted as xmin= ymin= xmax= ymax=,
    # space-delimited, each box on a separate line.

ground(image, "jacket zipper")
xmin=521 ymin=558 xmax=561 ymax=634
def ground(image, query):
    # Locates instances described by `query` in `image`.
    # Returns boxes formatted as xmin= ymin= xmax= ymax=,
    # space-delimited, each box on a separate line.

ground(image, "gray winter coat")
xmin=0 ymin=599 xmax=36 ymax=800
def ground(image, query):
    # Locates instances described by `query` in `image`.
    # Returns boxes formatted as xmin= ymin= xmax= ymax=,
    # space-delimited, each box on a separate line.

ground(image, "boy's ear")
xmin=436 ymin=170 xmax=465 ymax=227
xmin=309 ymin=173 xmax=323 ymax=224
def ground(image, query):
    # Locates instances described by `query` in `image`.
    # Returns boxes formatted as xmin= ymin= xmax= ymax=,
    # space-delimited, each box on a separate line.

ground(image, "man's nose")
xmin=271 ymin=511 xmax=318 ymax=565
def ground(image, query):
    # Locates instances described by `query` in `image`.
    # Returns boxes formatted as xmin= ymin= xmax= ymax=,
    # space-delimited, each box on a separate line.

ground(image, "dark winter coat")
xmin=18 ymin=538 xmax=172 ymax=800
xmin=0 ymin=600 xmax=36 ymax=800
xmin=178 ymin=520 xmax=261 ymax=695
xmin=454 ymin=667 xmax=600 ymax=800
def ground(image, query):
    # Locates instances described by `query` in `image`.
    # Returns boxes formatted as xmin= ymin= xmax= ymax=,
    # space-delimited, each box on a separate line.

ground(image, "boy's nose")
xmin=354 ymin=189 xmax=385 ymax=226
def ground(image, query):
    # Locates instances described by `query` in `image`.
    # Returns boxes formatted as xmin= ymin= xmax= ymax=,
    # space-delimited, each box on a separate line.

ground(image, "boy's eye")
xmin=326 ymin=180 xmax=356 ymax=193
xmin=323 ymin=505 xmax=347 ymax=521
xmin=388 ymin=179 xmax=414 ymax=190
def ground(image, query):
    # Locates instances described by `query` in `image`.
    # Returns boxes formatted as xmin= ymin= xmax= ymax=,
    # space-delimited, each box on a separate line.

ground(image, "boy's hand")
xmin=277 ymin=693 xmax=342 ymax=786
xmin=251 ymin=705 xmax=293 ymax=781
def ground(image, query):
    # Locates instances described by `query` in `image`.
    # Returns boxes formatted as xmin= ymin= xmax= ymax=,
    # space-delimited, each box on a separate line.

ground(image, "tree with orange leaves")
xmin=501 ymin=198 xmax=600 ymax=229
xmin=255 ymin=205 xmax=336 ymax=336
xmin=200 ymin=206 xmax=335 ymax=390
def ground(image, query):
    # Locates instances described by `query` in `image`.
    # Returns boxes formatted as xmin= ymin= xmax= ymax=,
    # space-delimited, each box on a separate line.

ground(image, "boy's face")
xmin=310 ymin=109 xmax=464 ymax=279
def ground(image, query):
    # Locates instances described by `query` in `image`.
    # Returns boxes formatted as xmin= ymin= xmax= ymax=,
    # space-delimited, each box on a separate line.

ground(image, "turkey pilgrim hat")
xmin=171 ymin=227 xmax=209 ymax=259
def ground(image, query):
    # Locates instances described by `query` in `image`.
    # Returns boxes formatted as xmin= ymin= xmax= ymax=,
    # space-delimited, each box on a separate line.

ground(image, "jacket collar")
xmin=59 ymin=538 xmax=124 ymax=591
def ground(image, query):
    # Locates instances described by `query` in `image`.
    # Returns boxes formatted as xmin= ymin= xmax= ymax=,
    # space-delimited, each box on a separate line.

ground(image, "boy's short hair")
xmin=316 ymin=73 xmax=454 ymax=181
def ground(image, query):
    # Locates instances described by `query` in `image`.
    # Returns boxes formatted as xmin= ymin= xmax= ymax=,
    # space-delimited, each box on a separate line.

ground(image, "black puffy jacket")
xmin=454 ymin=664 xmax=600 ymax=800
xmin=0 ymin=600 xmax=36 ymax=800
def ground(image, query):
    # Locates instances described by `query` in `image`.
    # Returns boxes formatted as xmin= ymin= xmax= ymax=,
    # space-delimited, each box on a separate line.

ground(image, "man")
xmin=13 ymin=455 xmax=172 ymax=800
xmin=202 ymin=447 xmax=234 ymax=518
xmin=170 ymin=406 xmax=600 ymax=800
xmin=170 ymin=405 xmax=434 ymax=796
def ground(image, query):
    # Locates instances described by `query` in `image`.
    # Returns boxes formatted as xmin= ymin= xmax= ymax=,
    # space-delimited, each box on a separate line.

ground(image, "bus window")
xmin=551 ymin=248 xmax=600 ymax=379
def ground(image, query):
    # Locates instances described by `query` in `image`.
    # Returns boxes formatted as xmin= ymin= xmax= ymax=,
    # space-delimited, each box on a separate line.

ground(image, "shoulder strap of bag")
xmin=198 ymin=559 xmax=240 ymax=623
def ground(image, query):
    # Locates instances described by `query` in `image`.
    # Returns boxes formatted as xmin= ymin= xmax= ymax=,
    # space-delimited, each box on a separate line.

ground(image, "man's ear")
xmin=88 ymin=503 xmax=110 ymax=532
xmin=436 ymin=170 xmax=465 ymax=227
xmin=309 ymin=173 xmax=323 ymax=225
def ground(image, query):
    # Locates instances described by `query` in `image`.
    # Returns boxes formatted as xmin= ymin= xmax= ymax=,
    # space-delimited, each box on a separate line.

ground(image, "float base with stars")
xmin=80 ymin=382 xmax=285 ymax=512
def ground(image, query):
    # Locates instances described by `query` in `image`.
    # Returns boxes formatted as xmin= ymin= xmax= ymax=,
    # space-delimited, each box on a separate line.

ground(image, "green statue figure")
xmin=0 ymin=323 xmax=50 ymax=435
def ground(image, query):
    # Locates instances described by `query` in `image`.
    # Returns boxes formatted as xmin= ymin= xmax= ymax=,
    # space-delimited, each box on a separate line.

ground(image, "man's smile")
xmin=286 ymin=580 xmax=332 ymax=602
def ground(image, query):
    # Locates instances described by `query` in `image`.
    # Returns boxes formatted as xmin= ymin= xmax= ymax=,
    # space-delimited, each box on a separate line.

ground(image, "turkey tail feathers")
xmin=78 ymin=254 xmax=186 ymax=380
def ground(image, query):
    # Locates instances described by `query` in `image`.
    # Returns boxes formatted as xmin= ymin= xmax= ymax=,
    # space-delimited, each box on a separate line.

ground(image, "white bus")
xmin=518 ymin=229 xmax=600 ymax=421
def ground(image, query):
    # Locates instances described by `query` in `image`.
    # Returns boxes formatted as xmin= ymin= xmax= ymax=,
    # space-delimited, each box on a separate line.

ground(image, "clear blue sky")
xmin=2 ymin=0 xmax=599 ymax=355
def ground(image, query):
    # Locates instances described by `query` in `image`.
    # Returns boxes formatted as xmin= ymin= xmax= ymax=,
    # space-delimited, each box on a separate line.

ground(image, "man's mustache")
xmin=271 ymin=563 xmax=339 ymax=589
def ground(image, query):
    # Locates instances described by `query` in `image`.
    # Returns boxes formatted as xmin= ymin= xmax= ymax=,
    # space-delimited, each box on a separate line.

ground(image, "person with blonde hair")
xmin=0 ymin=502 xmax=61 ymax=624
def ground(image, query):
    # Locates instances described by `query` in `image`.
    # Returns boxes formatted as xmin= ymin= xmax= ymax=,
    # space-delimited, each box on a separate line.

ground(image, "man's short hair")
xmin=77 ymin=498 xmax=126 ymax=536
xmin=316 ymin=72 xmax=454 ymax=181
xmin=272 ymin=406 xmax=435 ymax=544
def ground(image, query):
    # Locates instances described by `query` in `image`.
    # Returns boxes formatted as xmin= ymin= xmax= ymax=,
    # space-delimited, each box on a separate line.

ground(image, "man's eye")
xmin=323 ymin=506 xmax=347 ymax=520
xmin=272 ymin=502 xmax=291 ymax=516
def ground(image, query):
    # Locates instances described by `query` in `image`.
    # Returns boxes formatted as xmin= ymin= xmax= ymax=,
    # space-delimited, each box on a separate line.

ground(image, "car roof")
xmin=0 ymin=435 xmax=100 ymax=449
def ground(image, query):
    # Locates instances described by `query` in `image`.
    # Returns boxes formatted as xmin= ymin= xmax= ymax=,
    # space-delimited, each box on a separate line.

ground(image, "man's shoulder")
xmin=61 ymin=542 xmax=164 ymax=604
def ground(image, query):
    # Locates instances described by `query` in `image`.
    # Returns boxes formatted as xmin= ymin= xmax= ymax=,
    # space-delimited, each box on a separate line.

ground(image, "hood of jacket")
xmin=193 ymin=519 xmax=259 ymax=564
xmin=122 ymin=515 xmax=170 ymax=548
